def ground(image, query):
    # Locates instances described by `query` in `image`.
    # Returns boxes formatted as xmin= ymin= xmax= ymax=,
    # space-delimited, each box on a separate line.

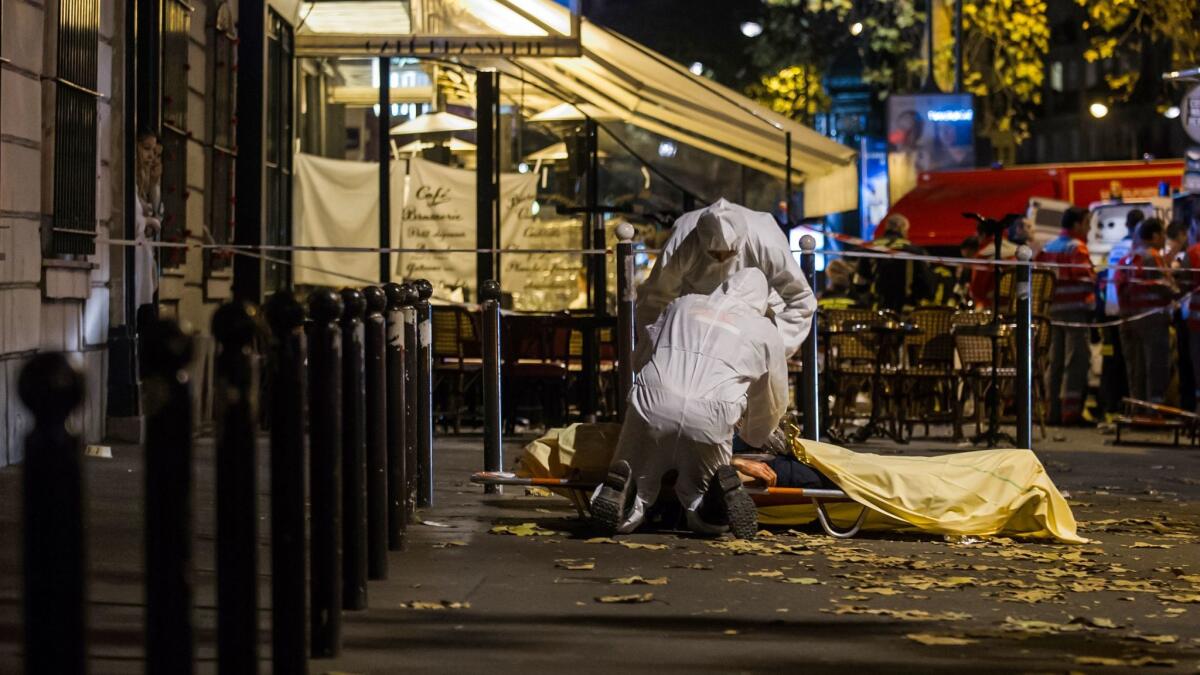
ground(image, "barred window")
xmin=48 ymin=0 xmax=101 ymax=256
xmin=159 ymin=0 xmax=191 ymax=268
xmin=206 ymin=2 xmax=236 ymax=274
xmin=264 ymin=9 xmax=294 ymax=293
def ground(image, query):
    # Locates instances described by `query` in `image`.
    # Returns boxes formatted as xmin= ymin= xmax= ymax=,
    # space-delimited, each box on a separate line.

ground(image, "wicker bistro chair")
xmin=567 ymin=319 xmax=619 ymax=418
xmin=430 ymin=305 xmax=483 ymax=434
xmin=501 ymin=313 xmax=573 ymax=430
xmin=950 ymin=311 xmax=1005 ymax=440
xmin=898 ymin=306 xmax=960 ymax=439
xmin=997 ymin=268 xmax=1057 ymax=318
xmin=822 ymin=308 xmax=901 ymax=438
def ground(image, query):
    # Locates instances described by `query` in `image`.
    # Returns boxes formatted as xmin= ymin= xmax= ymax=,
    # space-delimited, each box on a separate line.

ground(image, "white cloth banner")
xmin=293 ymin=153 xmax=381 ymax=287
xmin=497 ymin=175 xmax=586 ymax=311
xmin=395 ymin=158 xmax=477 ymax=300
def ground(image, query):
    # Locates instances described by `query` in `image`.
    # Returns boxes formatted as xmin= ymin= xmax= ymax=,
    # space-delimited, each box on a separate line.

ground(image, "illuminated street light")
xmin=740 ymin=21 xmax=763 ymax=38
xmin=1089 ymin=102 xmax=1109 ymax=119
xmin=1165 ymin=105 xmax=1181 ymax=119
xmin=849 ymin=21 xmax=864 ymax=36
xmin=689 ymin=61 xmax=704 ymax=76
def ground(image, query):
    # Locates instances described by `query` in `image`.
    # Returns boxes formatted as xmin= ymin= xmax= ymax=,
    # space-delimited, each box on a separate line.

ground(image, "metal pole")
xmin=799 ymin=235 xmax=821 ymax=441
xmin=142 ymin=318 xmax=195 ymax=675
xmin=476 ymin=69 xmax=499 ymax=294
xmin=785 ymin=131 xmax=793 ymax=227
xmin=19 ymin=354 xmax=86 ymax=675
xmin=401 ymin=284 xmax=420 ymax=520
xmin=362 ymin=286 xmax=390 ymax=576
xmin=615 ymin=223 xmax=636 ymax=421
xmin=414 ymin=279 xmax=435 ymax=507
xmin=1016 ymin=245 xmax=1034 ymax=449
xmin=263 ymin=290 xmax=308 ymax=674
xmin=481 ymin=280 xmax=503 ymax=490
xmin=339 ymin=288 xmax=368 ymax=611
xmin=583 ymin=117 xmax=601 ymax=420
xmin=211 ymin=301 xmax=260 ymax=674
xmin=306 ymin=290 xmax=343 ymax=657
xmin=378 ymin=57 xmax=391 ymax=283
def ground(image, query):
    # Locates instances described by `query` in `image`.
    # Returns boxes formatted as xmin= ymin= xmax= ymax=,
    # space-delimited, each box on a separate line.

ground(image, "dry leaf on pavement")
xmin=905 ymin=633 xmax=977 ymax=646
xmin=400 ymin=600 xmax=471 ymax=610
xmin=620 ymin=542 xmax=670 ymax=551
xmin=596 ymin=593 xmax=654 ymax=604
xmin=489 ymin=523 xmax=558 ymax=537
xmin=782 ymin=577 xmax=821 ymax=585
xmin=611 ymin=575 xmax=668 ymax=586
xmin=1074 ymin=656 xmax=1177 ymax=667
xmin=555 ymin=559 xmax=596 ymax=571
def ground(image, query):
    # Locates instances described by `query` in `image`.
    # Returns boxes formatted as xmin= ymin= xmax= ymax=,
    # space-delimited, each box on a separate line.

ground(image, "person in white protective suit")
xmin=636 ymin=198 xmax=816 ymax=357
xmin=591 ymin=268 xmax=790 ymax=538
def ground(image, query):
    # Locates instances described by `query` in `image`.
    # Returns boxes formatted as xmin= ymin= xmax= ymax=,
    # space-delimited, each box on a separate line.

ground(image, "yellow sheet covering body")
xmin=518 ymin=423 xmax=1085 ymax=544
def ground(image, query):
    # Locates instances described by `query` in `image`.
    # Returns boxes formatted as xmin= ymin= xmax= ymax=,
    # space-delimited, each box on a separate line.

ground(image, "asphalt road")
xmin=1 ymin=425 xmax=1197 ymax=673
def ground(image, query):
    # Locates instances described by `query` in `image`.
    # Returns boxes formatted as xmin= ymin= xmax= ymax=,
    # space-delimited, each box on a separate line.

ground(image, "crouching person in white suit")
xmin=591 ymin=268 xmax=789 ymax=539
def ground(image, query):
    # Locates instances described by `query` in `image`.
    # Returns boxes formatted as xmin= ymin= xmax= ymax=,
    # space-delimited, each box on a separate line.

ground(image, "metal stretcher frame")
xmin=470 ymin=471 xmax=871 ymax=538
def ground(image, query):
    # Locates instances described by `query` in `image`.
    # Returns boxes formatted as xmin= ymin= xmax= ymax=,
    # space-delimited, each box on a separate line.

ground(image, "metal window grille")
xmin=49 ymin=0 xmax=101 ymax=256
xmin=206 ymin=3 xmax=237 ymax=274
xmin=158 ymin=0 xmax=191 ymax=268
xmin=264 ymin=9 xmax=294 ymax=293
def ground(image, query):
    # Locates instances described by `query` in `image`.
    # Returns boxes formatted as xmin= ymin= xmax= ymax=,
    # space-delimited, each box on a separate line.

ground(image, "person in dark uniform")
xmin=854 ymin=214 xmax=934 ymax=313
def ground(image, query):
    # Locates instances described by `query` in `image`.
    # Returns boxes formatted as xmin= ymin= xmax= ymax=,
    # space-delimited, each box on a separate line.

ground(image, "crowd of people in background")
xmin=818 ymin=205 xmax=1200 ymax=428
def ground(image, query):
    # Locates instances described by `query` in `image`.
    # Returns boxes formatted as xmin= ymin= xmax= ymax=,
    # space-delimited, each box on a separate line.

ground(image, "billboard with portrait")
xmin=887 ymin=93 xmax=975 ymax=173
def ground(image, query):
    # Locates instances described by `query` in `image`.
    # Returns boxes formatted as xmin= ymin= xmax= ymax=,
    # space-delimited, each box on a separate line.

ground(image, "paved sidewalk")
xmin=1 ymin=426 xmax=1198 ymax=673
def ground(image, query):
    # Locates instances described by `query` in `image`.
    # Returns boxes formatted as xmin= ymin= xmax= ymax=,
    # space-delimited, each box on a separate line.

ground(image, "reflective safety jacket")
xmin=1116 ymin=246 xmax=1173 ymax=316
xmin=1036 ymin=232 xmax=1096 ymax=315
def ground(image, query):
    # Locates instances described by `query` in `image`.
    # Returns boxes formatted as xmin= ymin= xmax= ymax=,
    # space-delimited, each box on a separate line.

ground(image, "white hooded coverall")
xmin=614 ymin=268 xmax=790 ymax=532
xmin=636 ymin=198 xmax=817 ymax=357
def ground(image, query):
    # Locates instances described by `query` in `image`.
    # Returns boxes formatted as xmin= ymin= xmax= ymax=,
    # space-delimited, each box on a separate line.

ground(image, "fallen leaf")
xmin=997 ymin=589 xmax=1062 ymax=604
xmin=832 ymin=605 xmax=970 ymax=621
xmin=782 ymin=577 xmax=821 ymax=585
xmin=1157 ymin=593 xmax=1200 ymax=603
xmin=905 ymin=633 xmax=976 ymax=646
xmin=748 ymin=570 xmax=785 ymax=578
xmin=858 ymin=587 xmax=902 ymax=596
xmin=584 ymin=537 xmax=618 ymax=544
xmin=1069 ymin=616 xmax=1120 ymax=629
xmin=555 ymin=559 xmax=595 ymax=571
xmin=490 ymin=523 xmax=557 ymax=537
xmin=611 ymin=576 xmax=668 ymax=586
xmin=431 ymin=540 xmax=467 ymax=548
xmin=421 ymin=520 xmax=452 ymax=528
xmin=1074 ymin=656 xmax=1176 ymax=667
xmin=1129 ymin=542 xmax=1174 ymax=549
xmin=722 ymin=629 xmax=739 ymax=636
xmin=595 ymin=593 xmax=654 ymax=604
xmin=1127 ymin=633 xmax=1177 ymax=645
xmin=620 ymin=542 xmax=670 ymax=551
xmin=400 ymin=600 xmax=470 ymax=610
xmin=1003 ymin=617 xmax=1085 ymax=634
xmin=668 ymin=563 xmax=713 ymax=570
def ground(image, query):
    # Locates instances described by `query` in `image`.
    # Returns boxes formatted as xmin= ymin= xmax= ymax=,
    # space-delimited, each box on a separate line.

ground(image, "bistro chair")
xmin=431 ymin=305 xmax=482 ymax=434
xmin=502 ymin=313 xmax=573 ymax=430
xmin=951 ymin=310 xmax=1004 ymax=440
xmin=898 ymin=306 xmax=959 ymax=440
xmin=823 ymin=308 xmax=900 ymax=438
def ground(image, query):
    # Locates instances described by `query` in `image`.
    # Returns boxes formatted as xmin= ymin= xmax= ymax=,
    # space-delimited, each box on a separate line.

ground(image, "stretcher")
xmin=1115 ymin=397 xmax=1200 ymax=447
xmin=470 ymin=469 xmax=870 ymax=538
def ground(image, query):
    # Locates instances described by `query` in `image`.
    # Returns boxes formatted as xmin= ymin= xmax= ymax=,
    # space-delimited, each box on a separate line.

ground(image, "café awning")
xmin=296 ymin=0 xmax=858 ymax=216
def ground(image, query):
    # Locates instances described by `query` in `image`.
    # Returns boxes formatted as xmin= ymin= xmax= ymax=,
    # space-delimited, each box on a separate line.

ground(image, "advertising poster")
xmin=887 ymin=93 xmax=975 ymax=174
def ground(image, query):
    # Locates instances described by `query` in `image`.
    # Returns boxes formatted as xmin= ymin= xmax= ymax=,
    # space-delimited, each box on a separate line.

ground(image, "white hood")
xmin=710 ymin=268 xmax=769 ymax=316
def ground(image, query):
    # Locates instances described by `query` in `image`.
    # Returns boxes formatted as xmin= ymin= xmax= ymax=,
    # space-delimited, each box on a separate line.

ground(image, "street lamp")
xmin=1089 ymin=102 xmax=1109 ymax=119
xmin=1165 ymin=105 xmax=1181 ymax=119
xmin=849 ymin=21 xmax=863 ymax=36
xmin=740 ymin=21 xmax=763 ymax=38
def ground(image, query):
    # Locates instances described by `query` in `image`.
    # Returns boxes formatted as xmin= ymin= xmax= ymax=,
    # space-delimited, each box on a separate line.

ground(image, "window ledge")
xmin=43 ymin=258 xmax=99 ymax=271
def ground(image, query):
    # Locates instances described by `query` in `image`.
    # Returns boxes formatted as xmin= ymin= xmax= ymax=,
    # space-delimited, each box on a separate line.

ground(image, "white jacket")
xmin=636 ymin=199 xmax=816 ymax=357
xmin=631 ymin=268 xmax=789 ymax=448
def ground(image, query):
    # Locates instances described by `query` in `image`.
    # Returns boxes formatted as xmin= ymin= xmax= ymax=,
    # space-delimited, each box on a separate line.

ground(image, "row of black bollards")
xmin=18 ymin=278 xmax=437 ymax=674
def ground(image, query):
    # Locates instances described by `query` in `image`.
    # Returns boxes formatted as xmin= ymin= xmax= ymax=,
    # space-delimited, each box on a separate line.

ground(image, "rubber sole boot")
xmin=591 ymin=460 xmax=633 ymax=535
xmin=714 ymin=465 xmax=758 ymax=539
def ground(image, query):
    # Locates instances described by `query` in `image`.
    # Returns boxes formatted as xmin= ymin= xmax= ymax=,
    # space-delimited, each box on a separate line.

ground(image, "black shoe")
xmin=591 ymin=460 xmax=632 ymax=535
xmin=714 ymin=465 xmax=757 ymax=539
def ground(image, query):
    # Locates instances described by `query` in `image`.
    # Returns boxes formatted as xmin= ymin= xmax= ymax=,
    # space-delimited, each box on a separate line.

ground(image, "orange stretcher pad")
xmin=469 ymin=471 xmax=869 ymax=538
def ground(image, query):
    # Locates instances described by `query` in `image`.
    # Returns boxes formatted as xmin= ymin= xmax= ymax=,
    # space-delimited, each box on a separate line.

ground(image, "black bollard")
xmin=20 ymin=354 xmax=86 ymax=675
xmin=339 ymin=288 xmax=368 ymax=611
xmin=307 ymin=290 xmax=343 ymax=657
xmin=401 ymin=283 xmax=420 ymax=521
xmin=798 ymin=235 xmax=821 ymax=441
xmin=480 ymin=279 xmax=503 ymax=491
xmin=383 ymin=282 xmax=408 ymax=550
xmin=212 ymin=301 xmax=260 ymax=674
xmin=142 ymin=319 xmax=196 ymax=675
xmin=363 ymin=286 xmax=390 ymax=574
xmin=264 ymin=291 xmax=308 ymax=674
xmin=614 ymin=223 xmax=636 ymax=421
xmin=414 ymin=279 xmax=435 ymax=508
xmin=1016 ymin=246 xmax=1034 ymax=449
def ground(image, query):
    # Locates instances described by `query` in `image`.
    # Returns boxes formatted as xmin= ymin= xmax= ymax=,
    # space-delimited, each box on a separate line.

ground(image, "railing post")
xmin=401 ymin=283 xmax=420 ymax=521
xmin=383 ymin=282 xmax=409 ymax=549
xmin=362 ymin=286 xmax=390 ymax=574
xmin=414 ymin=279 xmax=435 ymax=508
xmin=799 ymin=235 xmax=821 ymax=441
xmin=1016 ymin=245 xmax=1034 ymax=449
xmin=481 ymin=279 xmax=503 ymax=490
xmin=211 ymin=301 xmax=260 ymax=674
xmin=307 ymin=290 xmax=343 ymax=657
xmin=339 ymin=288 xmax=368 ymax=611
xmin=19 ymin=354 xmax=86 ymax=675
xmin=142 ymin=318 xmax=195 ymax=675
xmin=615 ymin=222 xmax=636 ymax=421
xmin=263 ymin=290 xmax=308 ymax=674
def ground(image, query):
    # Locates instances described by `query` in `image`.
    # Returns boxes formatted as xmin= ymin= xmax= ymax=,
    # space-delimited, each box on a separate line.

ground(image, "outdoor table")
xmin=846 ymin=320 xmax=920 ymax=444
